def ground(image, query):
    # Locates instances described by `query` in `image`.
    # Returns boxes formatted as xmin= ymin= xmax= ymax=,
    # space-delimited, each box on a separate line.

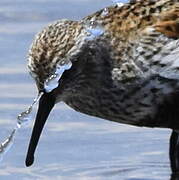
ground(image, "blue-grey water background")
xmin=0 ymin=0 xmax=172 ymax=179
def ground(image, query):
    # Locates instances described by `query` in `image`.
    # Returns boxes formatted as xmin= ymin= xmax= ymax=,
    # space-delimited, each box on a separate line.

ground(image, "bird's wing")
xmin=81 ymin=1 xmax=179 ymax=84
xmin=154 ymin=6 xmax=179 ymax=38
xmin=134 ymin=4 xmax=179 ymax=80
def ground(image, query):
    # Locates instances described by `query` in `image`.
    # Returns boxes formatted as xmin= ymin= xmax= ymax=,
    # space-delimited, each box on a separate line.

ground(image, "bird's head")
xmin=25 ymin=19 xmax=111 ymax=167
xmin=25 ymin=19 xmax=86 ymax=167
xmin=28 ymin=19 xmax=85 ymax=91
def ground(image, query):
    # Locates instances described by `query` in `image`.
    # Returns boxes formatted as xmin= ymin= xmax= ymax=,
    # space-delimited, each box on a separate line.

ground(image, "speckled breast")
xmin=66 ymin=73 xmax=179 ymax=130
xmin=67 ymin=34 xmax=179 ymax=130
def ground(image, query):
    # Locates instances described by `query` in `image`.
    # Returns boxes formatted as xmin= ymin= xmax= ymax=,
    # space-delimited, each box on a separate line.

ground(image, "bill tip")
xmin=25 ymin=156 xmax=34 ymax=167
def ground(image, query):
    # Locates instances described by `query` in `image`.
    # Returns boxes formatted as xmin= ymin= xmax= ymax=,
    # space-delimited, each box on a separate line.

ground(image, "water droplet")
xmin=17 ymin=108 xmax=32 ymax=128
xmin=17 ymin=92 xmax=43 ymax=128
xmin=44 ymin=61 xmax=72 ymax=93
xmin=85 ymin=19 xmax=104 ymax=40
xmin=56 ymin=61 xmax=72 ymax=74
xmin=44 ymin=75 xmax=59 ymax=93
xmin=0 ymin=129 xmax=17 ymax=162
xmin=0 ymin=92 xmax=43 ymax=162
xmin=112 ymin=0 xmax=124 ymax=7
xmin=101 ymin=8 xmax=109 ymax=17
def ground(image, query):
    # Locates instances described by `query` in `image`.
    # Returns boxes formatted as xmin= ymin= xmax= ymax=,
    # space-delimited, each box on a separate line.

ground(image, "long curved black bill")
xmin=25 ymin=92 xmax=55 ymax=167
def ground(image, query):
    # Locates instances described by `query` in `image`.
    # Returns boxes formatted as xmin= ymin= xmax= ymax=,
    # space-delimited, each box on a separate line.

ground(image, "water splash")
xmin=0 ymin=92 xmax=43 ymax=162
xmin=0 ymin=60 xmax=73 ymax=162
xmin=85 ymin=19 xmax=104 ymax=40
xmin=101 ymin=8 xmax=109 ymax=17
xmin=44 ymin=61 xmax=72 ymax=93
xmin=112 ymin=0 xmax=124 ymax=7
xmin=17 ymin=92 xmax=43 ymax=128
xmin=0 ymin=129 xmax=16 ymax=162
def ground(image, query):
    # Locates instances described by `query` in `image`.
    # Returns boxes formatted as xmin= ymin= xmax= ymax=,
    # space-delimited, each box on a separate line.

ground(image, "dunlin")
xmin=25 ymin=0 xmax=179 ymax=174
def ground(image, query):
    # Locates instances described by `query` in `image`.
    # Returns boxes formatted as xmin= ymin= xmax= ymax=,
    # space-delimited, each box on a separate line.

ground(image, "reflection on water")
xmin=0 ymin=0 xmax=174 ymax=179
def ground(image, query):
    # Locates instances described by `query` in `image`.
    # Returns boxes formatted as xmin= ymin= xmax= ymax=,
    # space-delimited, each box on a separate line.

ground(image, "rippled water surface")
xmin=0 ymin=0 xmax=173 ymax=179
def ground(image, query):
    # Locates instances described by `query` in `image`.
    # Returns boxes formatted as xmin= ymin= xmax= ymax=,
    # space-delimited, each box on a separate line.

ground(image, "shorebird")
xmin=25 ymin=0 xmax=179 ymax=174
